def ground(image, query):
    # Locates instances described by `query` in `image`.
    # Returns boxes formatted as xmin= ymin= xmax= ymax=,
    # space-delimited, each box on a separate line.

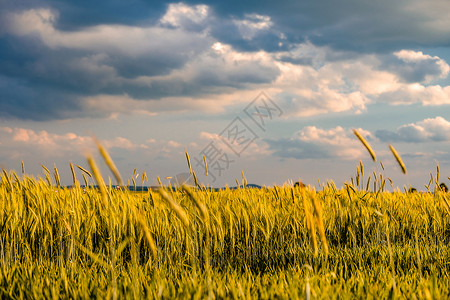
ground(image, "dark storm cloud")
xmin=1 ymin=0 xmax=450 ymax=121
xmin=6 ymin=0 xmax=167 ymax=29
xmin=0 ymin=2 xmax=283 ymax=120
xmin=185 ymin=0 xmax=450 ymax=52
xmin=4 ymin=0 xmax=450 ymax=51
xmin=0 ymin=1 xmax=284 ymax=120
xmin=0 ymin=75 xmax=85 ymax=120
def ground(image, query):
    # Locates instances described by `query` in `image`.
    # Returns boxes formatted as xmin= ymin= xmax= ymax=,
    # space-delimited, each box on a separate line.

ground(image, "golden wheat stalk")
xmin=158 ymin=189 xmax=190 ymax=229
xmin=53 ymin=164 xmax=61 ymax=188
xmin=82 ymin=173 xmax=89 ymax=187
xmin=359 ymin=160 xmax=364 ymax=177
xmin=12 ymin=172 xmax=20 ymax=186
xmin=87 ymin=155 xmax=108 ymax=205
xmin=93 ymin=136 xmax=124 ymax=186
xmin=2 ymin=169 xmax=13 ymax=191
xmin=241 ymin=170 xmax=247 ymax=187
xmin=192 ymin=170 xmax=200 ymax=188
xmin=182 ymin=184 xmax=208 ymax=222
xmin=185 ymin=150 xmax=192 ymax=174
xmin=136 ymin=213 xmax=158 ymax=260
xmin=353 ymin=129 xmax=376 ymax=162
xmin=366 ymin=175 xmax=371 ymax=191
xmin=41 ymin=164 xmax=52 ymax=186
xmin=385 ymin=216 xmax=397 ymax=290
xmin=21 ymin=161 xmax=25 ymax=174
xmin=77 ymin=165 xmax=92 ymax=178
xmin=41 ymin=164 xmax=51 ymax=174
xmin=203 ymin=155 xmax=208 ymax=176
xmin=142 ymin=171 xmax=148 ymax=185
xmin=389 ymin=145 xmax=406 ymax=174
xmin=69 ymin=162 xmax=78 ymax=186
xmin=356 ymin=165 xmax=360 ymax=187
xmin=312 ymin=193 xmax=329 ymax=257
xmin=436 ymin=164 xmax=440 ymax=184
xmin=182 ymin=183 xmax=211 ymax=271
xmin=301 ymin=188 xmax=318 ymax=258
xmin=76 ymin=242 xmax=110 ymax=270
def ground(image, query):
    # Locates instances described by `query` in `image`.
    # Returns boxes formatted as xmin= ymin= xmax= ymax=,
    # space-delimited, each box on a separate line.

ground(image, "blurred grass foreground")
xmin=0 ymin=138 xmax=449 ymax=298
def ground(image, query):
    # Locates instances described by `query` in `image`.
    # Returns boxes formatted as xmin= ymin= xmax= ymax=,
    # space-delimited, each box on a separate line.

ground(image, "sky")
xmin=1 ymin=0 xmax=450 ymax=189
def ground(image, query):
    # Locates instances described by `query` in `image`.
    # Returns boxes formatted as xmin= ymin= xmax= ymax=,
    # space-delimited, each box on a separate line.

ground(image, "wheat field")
xmin=1 ymin=157 xmax=449 ymax=299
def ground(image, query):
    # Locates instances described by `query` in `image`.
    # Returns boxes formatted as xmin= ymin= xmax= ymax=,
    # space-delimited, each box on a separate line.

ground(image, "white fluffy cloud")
xmin=273 ymin=47 xmax=450 ymax=116
xmin=377 ymin=84 xmax=450 ymax=106
xmin=376 ymin=116 xmax=450 ymax=142
xmin=4 ymin=8 xmax=210 ymax=57
xmin=160 ymin=3 xmax=209 ymax=28
xmin=0 ymin=126 xmax=146 ymax=157
xmin=392 ymin=50 xmax=449 ymax=83
xmin=266 ymin=126 xmax=374 ymax=160
xmin=234 ymin=14 xmax=273 ymax=40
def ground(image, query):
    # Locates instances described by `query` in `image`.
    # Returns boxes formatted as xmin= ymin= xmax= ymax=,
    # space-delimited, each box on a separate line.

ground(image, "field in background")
xmin=1 ymin=161 xmax=449 ymax=299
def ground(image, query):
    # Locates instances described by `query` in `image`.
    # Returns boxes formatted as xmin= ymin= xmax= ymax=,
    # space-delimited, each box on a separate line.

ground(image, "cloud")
xmin=376 ymin=84 xmax=450 ymax=106
xmin=1 ymin=2 xmax=450 ymax=122
xmin=0 ymin=126 xmax=90 ymax=158
xmin=160 ymin=2 xmax=209 ymax=29
xmin=102 ymin=137 xmax=143 ymax=150
xmin=272 ymin=47 xmax=450 ymax=113
xmin=190 ymin=0 xmax=450 ymax=52
xmin=198 ymin=131 xmax=270 ymax=158
xmin=376 ymin=116 xmax=450 ymax=142
xmin=270 ymin=47 xmax=378 ymax=116
xmin=5 ymin=0 xmax=450 ymax=52
xmin=382 ymin=50 xmax=450 ymax=83
xmin=266 ymin=126 xmax=373 ymax=160
xmin=233 ymin=14 xmax=273 ymax=40
xmin=167 ymin=140 xmax=181 ymax=148
xmin=0 ymin=126 xmax=146 ymax=158
xmin=3 ymin=8 xmax=210 ymax=63
xmin=0 ymin=6 xmax=282 ymax=120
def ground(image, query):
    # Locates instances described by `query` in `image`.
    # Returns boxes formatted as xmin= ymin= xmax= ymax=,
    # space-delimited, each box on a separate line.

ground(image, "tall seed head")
xmin=312 ymin=194 xmax=329 ymax=258
xmin=70 ymin=162 xmax=78 ymax=186
xmin=185 ymin=150 xmax=192 ymax=174
xmin=353 ymin=129 xmax=376 ymax=162
xmin=77 ymin=165 xmax=92 ymax=178
xmin=203 ymin=155 xmax=208 ymax=176
xmin=136 ymin=213 xmax=158 ymax=260
xmin=157 ymin=176 xmax=162 ymax=187
xmin=53 ymin=164 xmax=61 ymax=188
xmin=158 ymin=189 xmax=190 ymax=229
xmin=87 ymin=155 xmax=108 ymax=206
xmin=183 ymin=184 xmax=209 ymax=222
xmin=93 ymin=136 xmax=124 ymax=186
xmin=389 ymin=145 xmax=407 ymax=174
xmin=192 ymin=170 xmax=200 ymax=188
xmin=142 ymin=171 xmax=148 ymax=185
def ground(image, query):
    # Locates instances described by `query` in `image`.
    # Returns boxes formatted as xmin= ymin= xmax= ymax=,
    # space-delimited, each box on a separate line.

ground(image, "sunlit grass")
xmin=1 ymin=157 xmax=449 ymax=298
